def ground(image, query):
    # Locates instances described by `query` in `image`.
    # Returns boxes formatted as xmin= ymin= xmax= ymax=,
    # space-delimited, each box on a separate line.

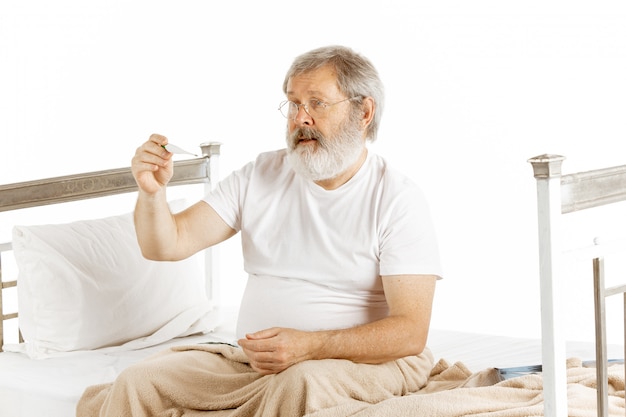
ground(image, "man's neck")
xmin=314 ymin=147 xmax=368 ymax=191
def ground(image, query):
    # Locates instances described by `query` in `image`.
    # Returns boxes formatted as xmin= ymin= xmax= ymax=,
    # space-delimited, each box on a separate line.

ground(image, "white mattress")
xmin=427 ymin=328 xmax=624 ymax=372
xmin=0 ymin=328 xmax=238 ymax=417
xmin=0 ymin=325 xmax=622 ymax=417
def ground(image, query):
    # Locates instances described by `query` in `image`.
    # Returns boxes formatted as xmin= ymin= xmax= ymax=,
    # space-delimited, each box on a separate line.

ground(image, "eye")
xmin=308 ymin=99 xmax=326 ymax=111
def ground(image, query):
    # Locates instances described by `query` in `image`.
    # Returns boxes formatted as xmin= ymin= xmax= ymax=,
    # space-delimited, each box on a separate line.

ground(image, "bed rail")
xmin=0 ymin=142 xmax=221 ymax=212
xmin=0 ymin=241 xmax=22 ymax=349
xmin=592 ymin=256 xmax=626 ymax=417
xmin=0 ymin=142 xmax=221 ymax=352
xmin=528 ymin=154 xmax=626 ymax=417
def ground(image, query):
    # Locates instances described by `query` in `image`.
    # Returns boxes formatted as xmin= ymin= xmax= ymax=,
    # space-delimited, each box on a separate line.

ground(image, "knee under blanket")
xmin=76 ymin=343 xmax=625 ymax=417
xmin=76 ymin=342 xmax=434 ymax=416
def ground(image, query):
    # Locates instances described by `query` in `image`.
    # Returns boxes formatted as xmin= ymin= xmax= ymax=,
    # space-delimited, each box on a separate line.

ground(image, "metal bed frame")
xmin=529 ymin=154 xmax=626 ymax=417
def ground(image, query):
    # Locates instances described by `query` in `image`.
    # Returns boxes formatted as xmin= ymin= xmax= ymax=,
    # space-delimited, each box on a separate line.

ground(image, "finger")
xmin=149 ymin=133 xmax=169 ymax=147
xmin=248 ymin=356 xmax=286 ymax=375
xmin=140 ymin=141 xmax=171 ymax=160
xmin=134 ymin=141 xmax=172 ymax=164
xmin=137 ymin=134 xmax=172 ymax=161
xmin=250 ymin=363 xmax=279 ymax=375
xmin=132 ymin=154 xmax=170 ymax=176
xmin=138 ymin=150 xmax=172 ymax=166
xmin=240 ymin=347 xmax=274 ymax=374
xmin=238 ymin=339 xmax=272 ymax=354
xmin=245 ymin=327 xmax=280 ymax=340
xmin=245 ymin=350 xmax=276 ymax=364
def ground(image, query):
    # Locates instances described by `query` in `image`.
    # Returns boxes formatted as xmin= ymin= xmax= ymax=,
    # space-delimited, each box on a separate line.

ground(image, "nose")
xmin=293 ymin=104 xmax=313 ymax=126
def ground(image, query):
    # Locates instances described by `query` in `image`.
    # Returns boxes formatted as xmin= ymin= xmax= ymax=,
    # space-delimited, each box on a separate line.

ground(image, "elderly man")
xmin=78 ymin=45 xmax=442 ymax=416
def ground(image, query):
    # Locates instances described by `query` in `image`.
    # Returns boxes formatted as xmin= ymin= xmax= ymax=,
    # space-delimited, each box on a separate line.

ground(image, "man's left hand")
xmin=238 ymin=327 xmax=315 ymax=375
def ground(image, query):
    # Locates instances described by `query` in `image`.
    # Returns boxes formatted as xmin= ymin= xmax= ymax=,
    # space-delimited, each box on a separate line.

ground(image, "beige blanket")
xmin=77 ymin=343 xmax=625 ymax=417
xmin=308 ymin=358 xmax=626 ymax=417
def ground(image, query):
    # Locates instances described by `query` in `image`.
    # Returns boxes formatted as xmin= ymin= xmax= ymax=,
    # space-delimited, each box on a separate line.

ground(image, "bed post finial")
xmin=200 ymin=142 xmax=222 ymax=158
xmin=527 ymin=154 xmax=565 ymax=179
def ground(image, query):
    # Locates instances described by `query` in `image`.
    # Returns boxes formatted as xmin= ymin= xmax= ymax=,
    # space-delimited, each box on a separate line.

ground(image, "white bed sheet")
xmin=0 ymin=321 xmax=239 ymax=417
xmin=428 ymin=328 xmax=624 ymax=372
xmin=1 ymin=324 xmax=622 ymax=417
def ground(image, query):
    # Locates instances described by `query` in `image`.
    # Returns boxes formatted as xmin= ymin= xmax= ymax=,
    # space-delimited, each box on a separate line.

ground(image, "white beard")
xmin=286 ymin=117 xmax=365 ymax=181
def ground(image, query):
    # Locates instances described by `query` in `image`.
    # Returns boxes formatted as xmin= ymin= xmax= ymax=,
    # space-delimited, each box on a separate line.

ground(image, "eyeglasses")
xmin=278 ymin=97 xmax=359 ymax=120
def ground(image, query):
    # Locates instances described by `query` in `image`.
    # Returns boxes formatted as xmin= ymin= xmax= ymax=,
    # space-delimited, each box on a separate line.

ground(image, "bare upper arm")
xmin=174 ymin=200 xmax=237 ymax=257
xmin=381 ymin=274 xmax=437 ymax=330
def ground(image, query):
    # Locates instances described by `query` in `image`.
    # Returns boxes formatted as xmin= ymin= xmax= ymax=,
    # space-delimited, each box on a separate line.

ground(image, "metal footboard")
xmin=529 ymin=154 xmax=626 ymax=417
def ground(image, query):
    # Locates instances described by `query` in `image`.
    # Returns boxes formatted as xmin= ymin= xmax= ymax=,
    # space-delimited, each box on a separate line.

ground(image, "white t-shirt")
xmin=203 ymin=149 xmax=442 ymax=338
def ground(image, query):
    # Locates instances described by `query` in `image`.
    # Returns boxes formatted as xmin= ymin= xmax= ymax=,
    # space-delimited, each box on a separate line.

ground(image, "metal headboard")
xmin=0 ymin=142 xmax=221 ymax=351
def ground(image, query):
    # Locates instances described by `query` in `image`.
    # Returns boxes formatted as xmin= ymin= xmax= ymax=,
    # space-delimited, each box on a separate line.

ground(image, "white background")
xmin=1 ymin=0 xmax=625 ymax=344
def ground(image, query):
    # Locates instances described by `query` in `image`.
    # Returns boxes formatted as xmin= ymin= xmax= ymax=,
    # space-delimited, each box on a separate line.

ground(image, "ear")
xmin=360 ymin=97 xmax=375 ymax=130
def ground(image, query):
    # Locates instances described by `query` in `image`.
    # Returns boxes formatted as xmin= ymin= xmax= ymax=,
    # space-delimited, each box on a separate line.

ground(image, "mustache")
xmin=289 ymin=127 xmax=325 ymax=146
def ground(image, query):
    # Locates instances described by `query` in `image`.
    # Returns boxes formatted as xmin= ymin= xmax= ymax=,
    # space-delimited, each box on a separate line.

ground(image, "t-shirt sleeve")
xmin=378 ymin=180 xmax=443 ymax=278
xmin=202 ymin=161 xmax=253 ymax=232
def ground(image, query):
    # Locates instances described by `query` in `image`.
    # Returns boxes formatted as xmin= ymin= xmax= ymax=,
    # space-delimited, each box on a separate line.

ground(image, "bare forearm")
xmin=240 ymin=315 xmax=429 ymax=375
xmin=311 ymin=315 xmax=428 ymax=364
xmin=134 ymin=188 xmax=178 ymax=260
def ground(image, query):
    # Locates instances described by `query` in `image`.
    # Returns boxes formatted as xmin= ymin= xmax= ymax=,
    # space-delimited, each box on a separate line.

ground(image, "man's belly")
xmin=235 ymin=274 xmax=388 ymax=339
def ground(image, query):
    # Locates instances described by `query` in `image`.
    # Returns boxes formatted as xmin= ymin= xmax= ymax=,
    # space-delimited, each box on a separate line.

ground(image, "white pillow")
xmin=11 ymin=202 xmax=217 ymax=359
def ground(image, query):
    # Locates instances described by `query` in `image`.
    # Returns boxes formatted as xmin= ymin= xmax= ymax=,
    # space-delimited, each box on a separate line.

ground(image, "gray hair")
xmin=282 ymin=45 xmax=384 ymax=142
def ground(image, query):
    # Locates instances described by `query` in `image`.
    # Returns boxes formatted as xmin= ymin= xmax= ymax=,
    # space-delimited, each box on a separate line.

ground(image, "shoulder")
xmin=245 ymin=149 xmax=289 ymax=174
xmin=226 ymin=149 xmax=289 ymax=180
xmin=368 ymin=153 xmax=424 ymax=195
xmin=225 ymin=149 xmax=296 ymax=192
xmin=365 ymin=153 xmax=434 ymax=222
xmin=252 ymin=148 xmax=287 ymax=164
